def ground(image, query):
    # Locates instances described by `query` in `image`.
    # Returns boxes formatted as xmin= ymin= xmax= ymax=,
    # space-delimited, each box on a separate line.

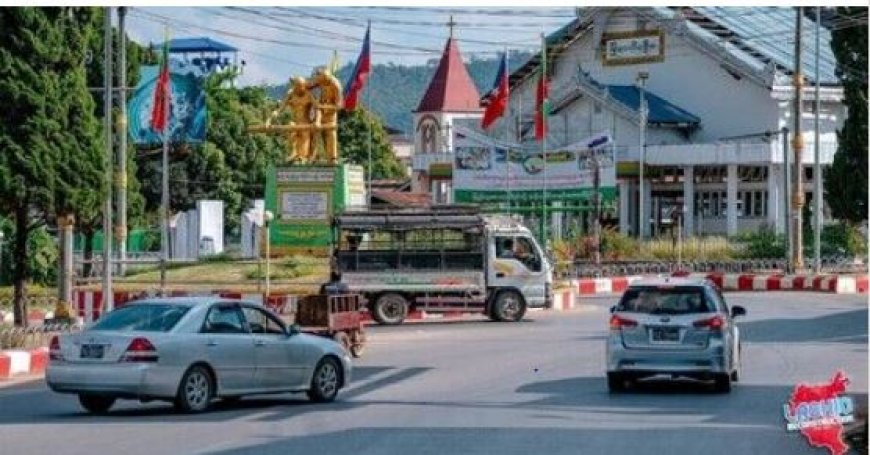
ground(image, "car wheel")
xmin=175 ymin=365 xmax=213 ymax=413
xmin=607 ymin=373 xmax=626 ymax=393
xmin=307 ymin=357 xmax=342 ymax=403
xmin=492 ymin=290 xmax=526 ymax=322
xmin=714 ymin=373 xmax=732 ymax=393
xmin=78 ymin=394 xmax=116 ymax=414
xmin=372 ymin=293 xmax=408 ymax=325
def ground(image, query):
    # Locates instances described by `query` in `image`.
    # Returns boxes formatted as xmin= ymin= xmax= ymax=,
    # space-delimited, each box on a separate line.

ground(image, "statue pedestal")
xmin=264 ymin=163 xmax=366 ymax=257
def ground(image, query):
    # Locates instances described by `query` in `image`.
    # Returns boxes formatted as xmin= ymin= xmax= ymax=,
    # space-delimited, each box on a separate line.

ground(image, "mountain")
xmin=266 ymin=50 xmax=532 ymax=136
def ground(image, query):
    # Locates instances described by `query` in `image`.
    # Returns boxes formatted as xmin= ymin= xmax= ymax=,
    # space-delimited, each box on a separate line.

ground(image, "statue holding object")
xmin=248 ymin=67 xmax=343 ymax=165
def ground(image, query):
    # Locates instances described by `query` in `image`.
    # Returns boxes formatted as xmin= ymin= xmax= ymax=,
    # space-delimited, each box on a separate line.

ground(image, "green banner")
xmin=455 ymin=187 xmax=617 ymax=204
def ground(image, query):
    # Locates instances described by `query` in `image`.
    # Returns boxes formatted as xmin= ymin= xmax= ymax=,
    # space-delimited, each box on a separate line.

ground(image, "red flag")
xmin=481 ymin=52 xmax=509 ymax=130
xmin=534 ymin=38 xmax=549 ymax=142
xmin=343 ymin=24 xmax=371 ymax=110
xmin=150 ymin=39 xmax=170 ymax=133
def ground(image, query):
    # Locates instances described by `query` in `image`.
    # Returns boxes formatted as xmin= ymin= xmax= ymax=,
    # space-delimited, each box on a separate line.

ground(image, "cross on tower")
xmin=447 ymin=15 xmax=456 ymax=38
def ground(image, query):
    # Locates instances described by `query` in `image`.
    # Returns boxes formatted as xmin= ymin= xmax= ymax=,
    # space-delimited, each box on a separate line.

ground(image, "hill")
xmin=266 ymin=50 xmax=532 ymax=135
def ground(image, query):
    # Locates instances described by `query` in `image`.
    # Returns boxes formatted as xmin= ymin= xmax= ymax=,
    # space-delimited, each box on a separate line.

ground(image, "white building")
xmin=413 ymin=7 xmax=845 ymax=238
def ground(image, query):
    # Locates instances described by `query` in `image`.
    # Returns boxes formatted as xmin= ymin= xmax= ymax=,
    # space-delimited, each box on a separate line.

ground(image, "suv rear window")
xmin=616 ymin=286 xmax=714 ymax=315
xmin=91 ymin=304 xmax=190 ymax=332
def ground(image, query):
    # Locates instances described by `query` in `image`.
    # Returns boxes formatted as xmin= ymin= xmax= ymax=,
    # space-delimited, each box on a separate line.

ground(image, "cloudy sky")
xmin=125 ymin=6 xmax=577 ymax=85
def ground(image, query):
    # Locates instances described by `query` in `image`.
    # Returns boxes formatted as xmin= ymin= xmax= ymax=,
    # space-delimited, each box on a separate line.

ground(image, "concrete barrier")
xmin=573 ymin=273 xmax=869 ymax=296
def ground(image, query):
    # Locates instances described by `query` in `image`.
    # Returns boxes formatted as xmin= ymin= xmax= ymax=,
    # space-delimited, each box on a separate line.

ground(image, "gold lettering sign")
xmin=601 ymin=30 xmax=665 ymax=66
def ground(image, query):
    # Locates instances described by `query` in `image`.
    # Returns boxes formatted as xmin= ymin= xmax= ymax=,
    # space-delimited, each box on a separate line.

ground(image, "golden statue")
xmin=309 ymin=68 xmax=342 ymax=164
xmin=249 ymin=66 xmax=343 ymax=165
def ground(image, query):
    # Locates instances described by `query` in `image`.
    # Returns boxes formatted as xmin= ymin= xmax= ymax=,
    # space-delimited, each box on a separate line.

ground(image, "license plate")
xmin=80 ymin=344 xmax=105 ymax=359
xmin=652 ymin=328 xmax=680 ymax=342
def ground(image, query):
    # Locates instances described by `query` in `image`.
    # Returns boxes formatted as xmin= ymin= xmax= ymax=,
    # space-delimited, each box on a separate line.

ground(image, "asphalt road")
xmin=0 ymin=292 xmax=866 ymax=455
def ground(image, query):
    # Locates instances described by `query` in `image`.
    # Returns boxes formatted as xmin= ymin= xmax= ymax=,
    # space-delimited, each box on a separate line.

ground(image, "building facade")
xmin=412 ymin=7 xmax=845 ymax=239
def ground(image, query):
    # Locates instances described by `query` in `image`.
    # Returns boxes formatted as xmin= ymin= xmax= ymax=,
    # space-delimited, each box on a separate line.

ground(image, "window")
xmin=753 ymin=191 xmax=764 ymax=216
xmin=617 ymin=287 xmax=714 ymax=315
xmin=242 ymin=307 xmax=286 ymax=336
xmin=495 ymin=236 xmax=516 ymax=259
xmin=202 ymin=305 xmax=247 ymax=334
xmin=515 ymin=237 xmax=542 ymax=272
xmin=91 ymin=304 xmax=189 ymax=332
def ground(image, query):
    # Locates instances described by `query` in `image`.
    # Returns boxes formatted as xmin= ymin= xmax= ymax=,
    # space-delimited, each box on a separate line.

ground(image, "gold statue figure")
xmin=248 ymin=64 xmax=344 ymax=165
xmin=309 ymin=67 xmax=342 ymax=164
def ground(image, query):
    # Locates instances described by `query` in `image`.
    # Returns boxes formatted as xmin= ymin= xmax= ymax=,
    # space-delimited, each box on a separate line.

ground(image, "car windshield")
xmin=90 ymin=304 xmax=190 ymax=332
xmin=616 ymin=287 xmax=714 ymax=315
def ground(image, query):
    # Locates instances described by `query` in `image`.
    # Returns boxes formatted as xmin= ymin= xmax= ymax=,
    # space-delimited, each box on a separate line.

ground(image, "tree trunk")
xmin=12 ymin=205 xmax=29 ymax=328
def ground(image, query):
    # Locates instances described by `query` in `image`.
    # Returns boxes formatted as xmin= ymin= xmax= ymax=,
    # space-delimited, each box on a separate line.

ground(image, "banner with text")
xmin=452 ymin=126 xmax=616 ymax=204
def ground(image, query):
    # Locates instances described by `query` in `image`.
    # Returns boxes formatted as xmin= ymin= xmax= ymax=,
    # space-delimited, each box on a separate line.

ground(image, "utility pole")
xmin=102 ymin=7 xmax=114 ymax=314
xmin=813 ymin=6 xmax=822 ymax=273
xmin=791 ymin=8 xmax=805 ymax=270
xmin=636 ymin=72 xmax=649 ymax=239
xmin=116 ymin=6 xmax=128 ymax=277
xmin=783 ymin=127 xmax=792 ymax=272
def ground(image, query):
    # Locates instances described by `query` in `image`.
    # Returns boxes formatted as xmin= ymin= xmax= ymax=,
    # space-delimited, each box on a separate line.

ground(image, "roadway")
xmin=0 ymin=292 xmax=866 ymax=454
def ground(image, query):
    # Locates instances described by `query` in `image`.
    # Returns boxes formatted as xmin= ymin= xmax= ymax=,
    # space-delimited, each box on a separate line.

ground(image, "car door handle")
xmin=206 ymin=341 xmax=218 ymax=347
xmin=496 ymin=273 xmax=505 ymax=278
xmin=254 ymin=340 xmax=266 ymax=347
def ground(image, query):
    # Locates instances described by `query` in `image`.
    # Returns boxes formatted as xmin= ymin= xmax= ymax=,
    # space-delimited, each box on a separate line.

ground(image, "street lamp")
xmin=636 ymin=71 xmax=649 ymax=239
xmin=0 ymin=230 xmax=4 ymax=283
xmin=263 ymin=210 xmax=274 ymax=300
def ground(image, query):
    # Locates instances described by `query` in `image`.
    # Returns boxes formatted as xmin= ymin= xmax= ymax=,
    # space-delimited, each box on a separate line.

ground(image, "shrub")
xmin=735 ymin=226 xmax=787 ymax=259
xmin=819 ymin=222 xmax=867 ymax=259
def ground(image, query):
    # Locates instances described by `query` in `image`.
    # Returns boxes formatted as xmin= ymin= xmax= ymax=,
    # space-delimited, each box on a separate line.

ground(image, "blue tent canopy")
xmin=607 ymin=85 xmax=702 ymax=126
xmin=154 ymin=37 xmax=238 ymax=54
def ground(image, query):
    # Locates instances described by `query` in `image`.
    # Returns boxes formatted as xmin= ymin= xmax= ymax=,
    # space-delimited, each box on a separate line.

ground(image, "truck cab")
xmin=332 ymin=207 xmax=552 ymax=325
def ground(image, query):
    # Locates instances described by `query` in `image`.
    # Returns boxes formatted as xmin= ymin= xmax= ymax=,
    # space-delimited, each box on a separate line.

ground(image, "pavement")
xmin=0 ymin=291 xmax=866 ymax=455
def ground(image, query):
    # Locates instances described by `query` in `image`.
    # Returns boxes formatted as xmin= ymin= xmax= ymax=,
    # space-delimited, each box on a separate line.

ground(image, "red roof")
xmin=371 ymin=191 xmax=432 ymax=208
xmin=415 ymin=38 xmax=482 ymax=113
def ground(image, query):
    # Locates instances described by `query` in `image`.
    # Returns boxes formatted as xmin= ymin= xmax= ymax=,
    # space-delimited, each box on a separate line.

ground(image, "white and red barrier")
xmin=0 ymin=347 xmax=48 ymax=381
xmin=574 ymin=273 xmax=868 ymax=296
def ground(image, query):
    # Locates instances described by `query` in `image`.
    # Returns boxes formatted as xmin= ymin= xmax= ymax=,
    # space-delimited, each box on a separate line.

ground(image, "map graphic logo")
xmin=783 ymin=371 xmax=855 ymax=455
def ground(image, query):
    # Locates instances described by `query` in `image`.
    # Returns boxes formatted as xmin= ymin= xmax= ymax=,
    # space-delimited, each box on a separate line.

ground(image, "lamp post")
xmin=263 ymin=210 xmax=274 ymax=299
xmin=0 ymin=231 xmax=4 ymax=283
xmin=636 ymin=72 xmax=649 ymax=239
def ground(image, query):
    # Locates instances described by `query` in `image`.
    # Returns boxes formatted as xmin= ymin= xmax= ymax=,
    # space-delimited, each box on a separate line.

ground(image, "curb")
xmin=0 ymin=347 xmax=49 ymax=381
xmin=573 ymin=273 xmax=869 ymax=296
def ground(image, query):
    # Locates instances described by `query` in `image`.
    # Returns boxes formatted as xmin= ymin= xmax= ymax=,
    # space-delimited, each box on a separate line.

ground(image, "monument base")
xmin=264 ymin=163 xmax=365 ymax=258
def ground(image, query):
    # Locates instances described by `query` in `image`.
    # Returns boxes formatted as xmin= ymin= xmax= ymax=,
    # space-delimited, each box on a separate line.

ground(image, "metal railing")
xmin=0 ymin=323 xmax=79 ymax=350
xmin=560 ymin=256 xmax=867 ymax=278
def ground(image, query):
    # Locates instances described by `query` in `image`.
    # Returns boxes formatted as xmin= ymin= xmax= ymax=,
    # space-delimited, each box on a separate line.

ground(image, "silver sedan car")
xmin=606 ymin=277 xmax=746 ymax=393
xmin=46 ymin=297 xmax=352 ymax=414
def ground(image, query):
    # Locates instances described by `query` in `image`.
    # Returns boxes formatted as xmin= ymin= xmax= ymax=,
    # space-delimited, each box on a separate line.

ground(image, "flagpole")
xmin=159 ymin=27 xmax=170 ymax=296
xmin=503 ymin=48 xmax=510 ymax=216
xmin=366 ymin=20 xmax=373 ymax=208
xmin=540 ymin=32 xmax=548 ymax=247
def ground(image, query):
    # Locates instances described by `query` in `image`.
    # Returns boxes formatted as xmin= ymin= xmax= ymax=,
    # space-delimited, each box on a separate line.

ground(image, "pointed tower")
xmin=411 ymin=20 xmax=482 ymax=202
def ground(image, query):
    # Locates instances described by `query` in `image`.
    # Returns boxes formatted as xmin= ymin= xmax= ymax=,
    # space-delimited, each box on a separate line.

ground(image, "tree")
xmin=338 ymin=108 xmax=407 ymax=181
xmin=0 ymin=8 xmax=105 ymax=325
xmin=825 ymin=6 xmax=868 ymax=223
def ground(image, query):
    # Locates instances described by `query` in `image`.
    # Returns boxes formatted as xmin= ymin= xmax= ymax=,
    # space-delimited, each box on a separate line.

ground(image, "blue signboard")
xmin=128 ymin=63 xmax=207 ymax=145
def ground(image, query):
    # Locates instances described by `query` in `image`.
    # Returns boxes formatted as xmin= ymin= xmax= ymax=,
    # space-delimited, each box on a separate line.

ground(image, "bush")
xmin=601 ymin=229 xmax=639 ymax=260
xmin=819 ymin=222 xmax=867 ymax=259
xmin=735 ymin=226 xmax=787 ymax=259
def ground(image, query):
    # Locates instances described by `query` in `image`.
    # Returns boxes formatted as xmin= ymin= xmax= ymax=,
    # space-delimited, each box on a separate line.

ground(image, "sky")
xmin=124 ymin=6 xmax=578 ymax=86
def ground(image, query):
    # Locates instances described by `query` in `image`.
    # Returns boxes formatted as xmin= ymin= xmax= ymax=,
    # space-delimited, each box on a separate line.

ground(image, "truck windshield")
xmin=495 ymin=236 xmax=542 ymax=272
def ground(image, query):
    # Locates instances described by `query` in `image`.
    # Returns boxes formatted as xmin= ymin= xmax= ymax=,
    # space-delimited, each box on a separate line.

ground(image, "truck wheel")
xmin=492 ymin=290 xmax=526 ymax=322
xmin=372 ymin=293 xmax=408 ymax=325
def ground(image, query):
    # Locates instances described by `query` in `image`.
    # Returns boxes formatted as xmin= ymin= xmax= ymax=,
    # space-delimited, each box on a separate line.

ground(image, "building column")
xmin=683 ymin=166 xmax=694 ymax=236
xmin=726 ymin=164 xmax=738 ymax=236
xmin=767 ymin=164 xmax=784 ymax=234
xmin=618 ymin=180 xmax=630 ymax=235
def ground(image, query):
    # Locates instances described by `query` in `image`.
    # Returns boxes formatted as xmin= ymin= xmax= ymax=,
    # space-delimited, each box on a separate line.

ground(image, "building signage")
xmin=452 ymin=126 xmax=616 ymax=204
xmin=602 ymin=30 xmax=665 ymax=66
xmin=281 ymin=192 xmax=329 ymax=220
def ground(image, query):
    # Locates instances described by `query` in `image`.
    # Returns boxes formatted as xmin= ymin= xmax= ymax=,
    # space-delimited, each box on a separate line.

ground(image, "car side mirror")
xmin=731 ymin=306 xmax=746 ymax=318
xmin=287 ymin=323 xmax=302 ymax=337
xmin=609 ymin=305 xmax=617 ymax=314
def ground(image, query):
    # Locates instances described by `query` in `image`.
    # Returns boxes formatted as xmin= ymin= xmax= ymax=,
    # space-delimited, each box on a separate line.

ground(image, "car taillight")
xmin=121 ymin=337 xmax=158 ymax=362
xmin=694 ymin=315 xmax=727 ymax=332
xmin=49 ymin=335 xmax=63 ymax=361
xmin=609 ymin=315 xmax=638 ymax=330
